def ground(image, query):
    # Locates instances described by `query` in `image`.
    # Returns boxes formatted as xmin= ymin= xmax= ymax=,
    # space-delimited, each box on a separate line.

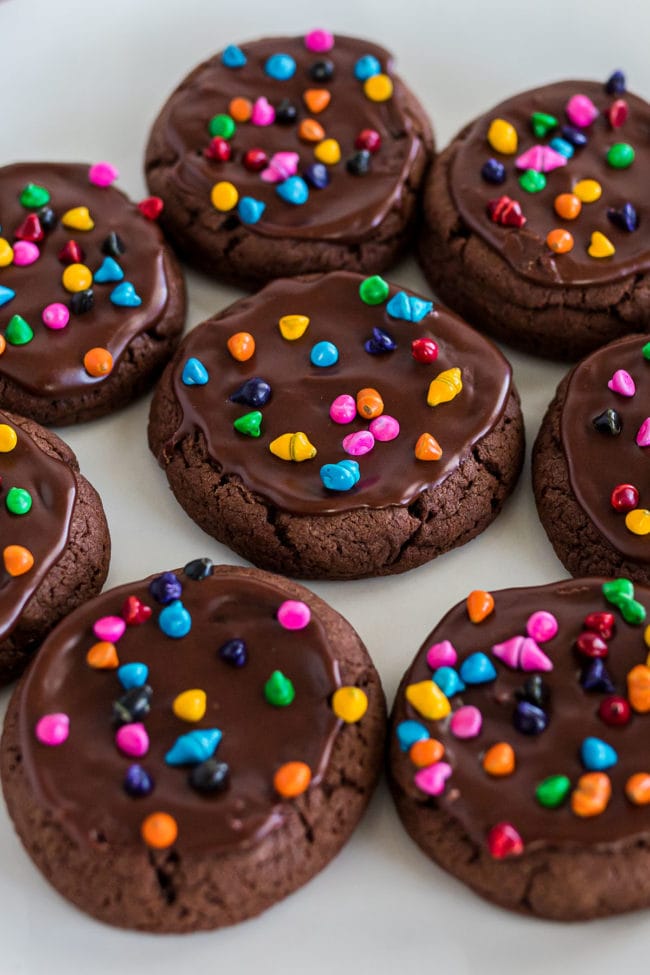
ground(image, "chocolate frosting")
xmin=450 ymin=80 xmax=650 ymax=286
xmin=391 ymin=579 xmax=650 ymax=848
xmin=167 ymin=271 xmax=512 ymax=514
xmin=17 ymin=565 xmax=345 ymax=854
xmin=0 ymin=411 xmax=75 ymax=641
xmin=148 ymin=34 xmax=427 ymax=242
xmin=0 ymin=163 xmax=171 ymax=398
xmin=561 ymin=334 xmax=650 ymax=563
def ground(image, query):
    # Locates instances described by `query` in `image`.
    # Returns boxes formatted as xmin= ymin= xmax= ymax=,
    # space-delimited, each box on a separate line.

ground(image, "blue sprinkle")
xmin=607 ymin=202 xmax=638 ymax=233
xmin=459 ymin=652 xmax=497 ymax=685
xmin=238 ymin=196 xmax=266 ymax=225
xmin=433 ymin=667 xmax=465 ymax=697
xmin=222 ymin=44 xmax=247 ymax=68
xmin=396 ymin=720 xmax=429 ymax=752
xmin=303 ymin=163 xmax=330 ymax=189
xmin=0 ymin=286 xmax=16 ymax=308
xmin=514 ymin=701 xmax=548 ymax=735
xmin=265 ymin=52 xmax=296 ymax=80
xmin=605 ymin=70 xmax=626 ymax=95
xmin=219 ymin=638 xmax=247 ymax=667
xmin=560 ymin=125 xmax=588 ymax=148
xmin=158 ymin=599 xmax=192 ymax=638
xmin=320 ymin=460 xmax=359 ymax=492
xmin=310 ymin=340 xmax=339 ymax=367
xmin=110 ymin=281 xmax=142 ymax=307
xmin=549 ymin=137 xmax=574 ymax=159
xmin=276 ymin=176 xmax=309 ymax=205
xmin=581 ymin=736 xmax=618 ymax=771
xmin=94 ymin=256 xmax=124 ymax=283
xmin=364 ymin=326 xmax=396 ymax=356
xmin=182 ymin=356 xmax=209 ymax=386
xmin=481 ymin=158 xmax=506 ymax=184
xmin=229 ymin=378 xmax=271 ymax=408
xmin=354 ymin=54 xmax=381 ymax=81
xmin=580 ymin=657 xmax=615 ymax=693
xmin=338 ymin=460 xmax=360 ymax=484
xmin=123 ymin=764 xmax=154 ymax=797
xmin=149 ymin=571 xmax=182 ymax=604
xmin=165 ymin=728 xmax=222 ymax=766
xmin=118 ymin=662 xmax=149 ymax=690
xmin=386 ymin=291 xmax=433 ymax=323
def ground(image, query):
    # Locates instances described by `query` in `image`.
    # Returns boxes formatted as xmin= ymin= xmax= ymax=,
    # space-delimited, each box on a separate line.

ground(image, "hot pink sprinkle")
xmin=492 ymin=635 xmax=524 ymax=669
xmin=526 ymin=610 xmax=558 ymax=643
xmin=88 ymin=162 xmax=119 ymax=187
xmin=369 ymin=415 xmax=400 ymax=441
xmin=261 ymin=151 xmax=299 ymax=183
xmin=636 ymin=417 xmax=650 ymax=447
xmin=93 ymin=615 xmax=126 ymax=642
xmin=35 ymin=713 xmax=69 ymax=746
xmin=519 ymin=637 xmax=553 ymax=672
xmin=565 ymin=93 xmax=599 ymax=128
xmin=414 ymin=761 xmax=452 ymax=796
xmin=304 ymin=29 xmax=334 ymax=52
xmin=608 ymin=369 xmax=636 ymax=397
xmin=12 ymin=241 xmax=40 ymax=266
xmin=251 ymin=97 xmax=275 ymax=126
xmin=115 ymin=722 xmax=149 ymax=757
xmin=342 ymin=430 xmax=375 ymax=456
xmin=42 ymin=303 xmax=70 ymax=330
xmin=426 ymin=639 xmax=457 ymax=669
xmin=277 ymin=600 xmax=311 ymax=630
xmin=329 ymin=394 xmax=357 ymax=424
xmin=450 ymin=705 xmax=482 ymax=739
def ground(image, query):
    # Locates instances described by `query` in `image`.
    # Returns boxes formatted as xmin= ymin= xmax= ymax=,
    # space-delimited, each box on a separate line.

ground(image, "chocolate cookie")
xmin=148 ymin=271 xmax=524 ymax=580
xmin=419 ymin=72 xmax=650 ymax=360
xmin=0 ymin=410 xmax=109 ymax=683
xmin=144 ymin=31 xmax=433 ymax=286
xmin=388 ymin=577 xmax=650 ymax=920
xmin=0 ymin=162 xmax=185 ymax=424
xmin=1 ymin=562 xmax=385 ymax=932
xmin=533 ymin=333 xmax=650 ymax=583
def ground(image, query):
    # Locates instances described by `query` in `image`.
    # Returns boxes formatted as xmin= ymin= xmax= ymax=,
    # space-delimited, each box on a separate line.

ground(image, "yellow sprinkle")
xmin=644 ymin=624 xmax=650 ymax=650
xmin=62 ymin=262 xmax=93 ymax=293
xmin=363 ymin=73 xmax=393 ymax=102
xmin=573 ymin=179 xmax=602 ymax=203
xmin=625 ymin=508 xmax=650 ymax=535
xmin=278 ymin=314 xmax=310 ymax=340
xmin=210 ymin=181 xmax=239 ymax=211
xmin=331 ymin=686 xmax=368 ymax=723
xmin=172 ymin=689 xmax=207 ymax=723
xmin=269 ymin=432 xmax=317 ymax=462
xmin=588 ymin=231 xmax=615 ymax=259
xmin=427 ymin=367 xmax=463 ymax=407
xmin=61 ymin=206 xmax=94 ymax=231
xmin=314 ymin=138 xmax=341 ymax=165
xmin=487 ymin=118 xmax=518 ymax=155
xmin=0 ymin=423 xmax=18 ymax=452
xmin=405 ymin=680 xmax=450 ymax=720
xmin=0 ymin=238 xmax=14 ymax=267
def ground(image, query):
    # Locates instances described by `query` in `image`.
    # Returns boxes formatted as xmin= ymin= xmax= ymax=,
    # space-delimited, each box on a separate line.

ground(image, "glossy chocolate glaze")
xmin=450 ymin=81 xmax=650 ymax=286
xmin=167 ymin=272 xmax=512 ymax=514
xmin=17 ymin=566 xmax=344 ymax=854
xmin=148 ymin=34 xmax=427 ymax=242
xmin=391 ymin=579 xmax=650 ymax=848
xmin=561 ymin=334 xmax=650 ymax=563
xmin=0 ymin=411 xmax=75 ymax=641
xmin=0 ymin=163 xmax=170 ymax=398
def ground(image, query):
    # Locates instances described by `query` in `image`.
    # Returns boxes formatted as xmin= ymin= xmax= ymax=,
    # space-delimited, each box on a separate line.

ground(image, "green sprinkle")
xmin=5 ymin=314 xmax=33 ymax=346
xmin=606 ymin=143 xmax=635 ymax=169
xmin=233 ymin=410 xmax=262 ymax=438
xmin=642 ymin=341 xmax=650 ymax=361
xmin=618 ymin=597 xmax=646 ymax=625
xmin=530 ymin=112 xmax=557 ymax=138
xmin=208 ymin=114 xmax=236 ymax=139
xmin=359 ymin=275 xmax=389 ymax=306
xmin=518 ymin=169 xmax=546 ymax=193
xmin=535 ymin=775 xmax=571 ymax=809
xmin=5 ymin=487 xmax=32 ymax=515
xmin=19 ymin=182 xmax=50 ymax=209
xmin=264 ymin=670 xmax=295 ymax=707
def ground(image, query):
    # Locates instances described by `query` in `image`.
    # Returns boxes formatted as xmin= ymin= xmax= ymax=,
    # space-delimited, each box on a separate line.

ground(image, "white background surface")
xmin=1 ymin=0 xmax=648 ymax=971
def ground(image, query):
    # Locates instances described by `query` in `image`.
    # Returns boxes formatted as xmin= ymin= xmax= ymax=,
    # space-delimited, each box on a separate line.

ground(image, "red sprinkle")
xmin=411 ymin=337 xmax=439 ymax=363
xmin=355 ymin=129 xmax=382 ymax=153
xmin=243 ymin=148 xmax=269 ymax=172
xmin=487 ymin=195 xmax=526 ymax=228
xmin=14 ymin=213 xmax=44 ymax=242
xmin=575 ymin=631 xmax=609 ymax=658
xmin=122 ymin=595 xmax=153 ymax=626
xmin=487 ymin=822 xmax=524 ymax=859
xmin=608 ymin=99 xmax=629 ymax=128
xmin=598 ymin=695 xmax=631 ymax=726
xmin=583 ymin=611 xmax=615 ymax=639
xmin=204 ymin=136 xmax=232 ymax=161
xmin=611 ymin=483 xmax=639 ymax=512
xmin=138 ymin=196 xmax=164 ymax=220
xmin=58 ymin=239 xmax=85 ymax=265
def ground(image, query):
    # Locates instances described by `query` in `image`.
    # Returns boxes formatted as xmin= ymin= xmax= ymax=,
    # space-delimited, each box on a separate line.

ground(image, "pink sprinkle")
xmin=88 ymin=162 xmax=119 ymax=187
xmin=261 ymin=151 xmax=299 ymax=184
xmin=608 ymin=369 xmax=636 ymax=397
xmin=251 ymin=97 xmax=275 ymax=126
xmin=35 ymin=713 xmax=69 ymax=746
xmin=414 ymin=761 xmax=452 ymax=796
xmin=115 ymin=723 xmax=149 ymax=757
xmin=277 ymin=600 xmax=311 ymax=630
xmin=492 ymin=635 xmax=524 ymax=669
xmin=42 ymin=303 xmax=70 ymax=330
xmin=93 ymin=615 xmax=126 ymax=642
xmin=426 ymin=640 xmax=457 ymax=669
xmin=369 ymin=415 xmax=400 ymax=442
xmin=515 ymin=146 xmax=545 ymax=171
xmin=526 ymin=610 xmax=558 ymax=643
xmin=450 ymin=705 xmax=482 ymax=739
xmin=304 ymin=29 xmax=334 ymax=53
xmin=519 ymin=637 xmax=553 ymax=673
xmin=12 ymin=241 xmax=40 ymax=266
xmin=342 ymin=430 xmax=375 ymax=456
xmin=329 ymin=394 xmax=357 ymax=424
xmin=636 ymin=417 xmax=650 ymax=447
xmin=565 ymin=93 xmax=599 ymax=128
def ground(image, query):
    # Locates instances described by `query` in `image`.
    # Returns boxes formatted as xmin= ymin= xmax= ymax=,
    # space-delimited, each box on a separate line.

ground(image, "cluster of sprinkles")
xmin=181 ymin=275 xmax=464 ymax=495
xmin=396 ymin=578 xmax=650 ymax=860
xmin=0 ymin=164 xmax=162 ymax=379
xmin=33 ymin=560 xmax=368 ymax=850
xmin=0 ymin=421 xmax=35 ymax=581
xmin=482 ymin=70 xmax=639 ymax=259
xmin=205 ymin=30 xmax=392 ymax=225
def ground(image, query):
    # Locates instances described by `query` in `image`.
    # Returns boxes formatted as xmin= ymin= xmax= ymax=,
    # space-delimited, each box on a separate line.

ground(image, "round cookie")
xmin=388 ymin=577 xmax=650 ymax=920
xmin=1 ymin=561 xmax=385 ymax=932
xmin=148 ymin=271 xmax=524 ymax=580
xmin=144 ymin=31 xmax=433 ymax=286
xmin=0 ymin=162 xmax=185 ymax=425
xmin=533 ymin=333 xmax=650 ymax=584
xmin=419 ymin=72 xmax=650 ymax=360
xmin=0 ymin=410 xmax=110 ymax=683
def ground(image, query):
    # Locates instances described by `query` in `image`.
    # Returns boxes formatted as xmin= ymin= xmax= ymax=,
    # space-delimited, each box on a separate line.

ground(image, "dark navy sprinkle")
xmin=123 ymin=764 xmax=155 ymax=797
xmin=149 ymin=571 xmax=183 ymax=604
xmin=607 ymin=202 xmax=638 ymax=233
xmin=513 ymin=700 xmax=548 ymax=735
xmin=69 ymin=289 xmax=94 ymax=315
xmin=219 ymin=638 xmax=247 ymax=667
xmin=189 ymin=759 xmax=230 ymax=794
xmin=275 ymin=98 xmax=298 ymax=125
xmin=303 ymin=163 xmax=330 ymax=189
xmin=593 ymin=408 xmax=622 ymax=436
xmin=183 ymin=557 xmax=213 ymax=581
xmin=113 ymin=685 xmax=153 ymax=725
xmin=309 ymin=59 xmax=334 ymax=82
xmin=560 ymin=125 xmax=588 ymax=148
xmin=605 ymin=70 xmax=626 ymax=95
xmin=229 ymin=377 xmax=272 ymax=408
xmin=581 ymin=658 xmax=616 ymax=693
xmin=481 ymin=158 xmax=506 ymax=184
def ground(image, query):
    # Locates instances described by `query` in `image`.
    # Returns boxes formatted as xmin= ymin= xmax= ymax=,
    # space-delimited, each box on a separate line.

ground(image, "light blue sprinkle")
xmin=238 ymin=196 xmax=266 ymax=225
xmin=117 ymin=662 xmax=149 ymax=690
xmin=320 ymin=461 xmax=359 ymax=492
xmin=276 ymin=176 xmax=309 ymax=206
xmin=94 ymin=256 xmax=124 ymax=283
xmin=549 ymin=137 xmax=574 ymax=159
xmin=338 ymin=460 xmax=360 ymax=484
xmin=386 ymin=291 xmax=433 ymax=322
xmin=222 ymin=44 xmax=246 ymax=68
xmin=581 ymin=736 xmax=618 ymax=771
xmin=110 ymin=281 xmax=142 ymax=307
xmin=433 ymin=667 xmax=465 ymax=697
xmin=265 ymin=52 xmax=296 ymax=80
xmin=310 ymin=340 xmax=339 ymax=367
xmin=396 ymin=720 xmax=429 ymax=752
xmin=0 ymin=286 xmax=15 ymax=308
xmin=459 ymin=652 xmax=497 ymax=685
xmin=182 ymin=357 xmax=209 ymax=386
xmin=165 ymin=728 xmax=222 ymax=766
xmin=158 ymin=599 xmax=192 ymax=638
xmin=354 ymin=54 xmax=381 ymax=81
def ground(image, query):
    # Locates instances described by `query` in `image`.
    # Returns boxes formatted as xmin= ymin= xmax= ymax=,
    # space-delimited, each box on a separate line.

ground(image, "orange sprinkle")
xmin=571 ymin=772 xmax=611 ymax=818
xmin=229 ymin=96 xmax=252 ymax=122
xmin=482 ymin=742 xmax=515 ymax=776
xmin=227 ymin=331 xmax=255 ymax=362
xmin=0 ymin=335 xmax=5 ymax=356
xmin=554 ymin=192 xmax=582 ymax=220
xmin=303 ymin=88 xmax=331 ymax=114
xmin=546 ymin=228 xmax=574 ymax=254
xmin=3 ymin=545 xmax=34 ymax=577
xmin=414 ymin=432 xmax=442 ymax=461
xmin=467 ymin=589 xmax=495 ymax=623
xmin=409 ymin=738 xmax=444 ymax=768
xmin=356 ymin=387 xmax=384 ymax=419
xmin=86 ymin=641 xmax=119 ymax=670
xmin=625 ymin=772 xmax=650 ymax=805
xmin=298 ymin=118 xmax=325 ymax=143
xmin=627 ymin=664 xmax=650 ymax=713
xmin=141 ymin=811 xmax=178 ymax=849
xmin=274 ymin=761 xmax=312 ymax=798
xmin=83 ymin=347 xmax=113 ymax=377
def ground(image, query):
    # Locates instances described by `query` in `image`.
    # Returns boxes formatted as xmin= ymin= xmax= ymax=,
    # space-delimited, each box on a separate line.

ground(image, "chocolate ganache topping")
xmin=450 ymin=80 xmax=650 ymax=286
xmin=391 ymin=579 xmax=650 ymax=851
xmin=561 ymin=334 xmax=650 ymax=563
xmin=0 ymin=412 xmax=75 ymax=642
xmin=0 ymin=163 xmax=170 ymax=398
xmin=146 ymin=33 xmax=427 ymax=242
xmin=167 ymin=271 xmax=512 ymax=515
